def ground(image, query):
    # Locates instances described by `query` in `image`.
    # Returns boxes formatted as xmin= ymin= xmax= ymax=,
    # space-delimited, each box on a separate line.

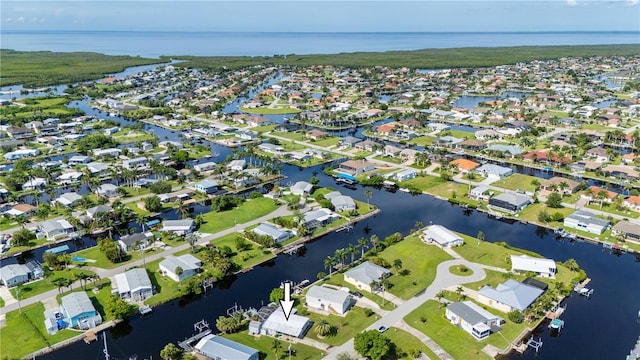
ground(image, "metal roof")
xmin=194 ymin=334 xmax=258 ymax=360
xmin=61 ymin=292 xmax=97 ymax=319
xmin=478 ymin=279 xmax=544 ymax=311
xmin=114 ymin=268 xmax=152 ymax=295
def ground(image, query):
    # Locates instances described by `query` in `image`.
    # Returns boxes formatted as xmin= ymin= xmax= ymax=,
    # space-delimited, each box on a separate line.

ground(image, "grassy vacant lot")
xmin=10 ymin=268 xmax=96 ymax=299
xmin=452 ymin=233 xmax=537 ymax=269
xmin=171 ymin=44 xmax=640 ymax=71
xmin=272 ymin=131 xmax=306 ymax=141
xmin=428 ymin=182 xmax=469 ymax=199
xmin=409 ymin=135 xmax=436 ymax=147
xmin=398 ymin=175 xmax=446 ymax=192
xmin=320 ymin=273 xmax=396 ymax=311
xmin=0 ymin=49 xmax=161 ymax=86
xmin=383 ymin=327 xmax=440 ymax=360
xmin=225 ymin=331 xmax=326 ymax=360
xmin=210 ymin=232 xmax=276 ymax=270
xmin=0 ymin=302 xmax=78 ymax=359
xmin=310 ymin=136 xmax=340 ymax=148
xmin=490 ymin=173 xmax=538 ymax=192
xmin=72 ymin=244 xmax=148 ymax=269
xmin=198 ymin=197 xmax=279 ymax=234
xmin=377 ymin=235 xmax=453 ymax=299
xmin=302 ymin=306 xmax=381 ymax=346
xmin=518 ymin=202 xmax=575 ymax=225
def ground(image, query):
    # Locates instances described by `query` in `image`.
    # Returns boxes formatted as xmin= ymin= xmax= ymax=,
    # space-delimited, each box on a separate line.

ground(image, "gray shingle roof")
xmin=344 ymin=261 xmax=390 ymax=285
xmin=478 ymin=279 xmax=543 ymax=311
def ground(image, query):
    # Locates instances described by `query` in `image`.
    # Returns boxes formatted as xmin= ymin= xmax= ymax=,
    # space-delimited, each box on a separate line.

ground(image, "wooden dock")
xmin=24 ymin=320 xmax=120 ymax=359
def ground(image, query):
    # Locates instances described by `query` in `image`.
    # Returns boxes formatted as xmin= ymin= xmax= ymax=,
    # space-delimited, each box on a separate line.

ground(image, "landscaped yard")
xmin=10 ymin=268 xmax=97 ymax=299
xmin=209 ymin=232 xmax=276 ymax=270
xmin=398 ymin=175 xmax=447 ymax=192
xmin=518 ymin=203 xmax=576 ymax=225
xmin=427 ymin=182 xmax=469 ymax=199
xmin=452 ymin=233 xmax=539 ymax=269
xmin=198 ymin=197 xmax=280 ymax=234
xmin=144 ymin=258 xmax=181 ymax=306
xmin=490 ymin=173 xmax=538 ymax=192
xmin=224 ymin=331 xmax=325 ymax=360
xmin=320 ymin=273 xmax=396 ymax=311
xmin=383 ymin=327 xmax=440 ymax=360
xmin=301 ymin=306 xmax=381 ymax=346
xmin=0 ymin=302 xmax=79 ymax=359
xmin=71 ymin=244 xmax=148 ymax=269
xmin=377 ymin=235 xmax=453 ymax=299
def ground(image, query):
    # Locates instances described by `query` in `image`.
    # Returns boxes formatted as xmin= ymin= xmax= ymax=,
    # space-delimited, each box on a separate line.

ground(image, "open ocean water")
xmin=1 ymin=30 xmax=639 ymax=57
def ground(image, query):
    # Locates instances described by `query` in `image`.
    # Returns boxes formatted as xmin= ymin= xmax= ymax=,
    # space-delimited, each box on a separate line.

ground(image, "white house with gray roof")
xmin=487 ymin=144 xmax=522 ymax=157
xmin=325 ymin=191 xmax=356 ymax=212
xmin=39 ymin=219 xmax=75 ymax=240
xmin=0 ymin=263 xmax=39 ymax=287
xmin=252 ymin=223 xmax=291 ymax=243
xmin=564 ymin=209 xmax=610 ymax=235
xmin=421 ymin=225 xmax=464 ymax=247
xmin=475 ymin=164 xmax=513 ymax=179
xmin=86 ymin=162 xmax=109 ymax=175
xmin=510 ymin=255 xmax=557 ymax=278
xmin=306 ymin=285 xmax=352 ymax=315
xmin=113 ymin=268 xmax=153 ymax=301
xmin=489 ymin=192 xmax=531 ymax=213
xmin=194 ymin=334 xmax=259 ymax=360
xmin=159 ymin=254 xmax=202 ymax=282
xmin=161 ymin=219 xmax=195 ymax=235
xmin=60 ymin=292 xmax=102 ymax=329
xmin=343 ymin=261 xmax=391 ymax=293
xmin=445 ymin=301 xmax=502 ymax=340
xmin=290 ymin=181 xmax=313 ymax=196
xmin=96 ymin=183 xmax=119 ymax=198
xmin=477 ymin=279 xmax=544 ymax=312
xmin=303 ymin=208 xmax=339 ymax=230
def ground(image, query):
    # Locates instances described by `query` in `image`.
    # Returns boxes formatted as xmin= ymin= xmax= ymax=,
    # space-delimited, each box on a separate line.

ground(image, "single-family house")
xmin=421 ymin=225 xmax=464 ymax=247
xmin=60 ymin=292 xmax=102 ymax=329
xmin=445 ymin=301 xmax=502 ymax=340
xmin=259 ymin=308 xmax=312 ymax=338
xmin=194 ymin=335 xmax=259 ymax=360
xmin=227 ymin=159 xmax=247 ymax=171
xmin=39 ymin=219 xmax=75 ymax=240
xmin=86 ymin=205 xmax=113 ymax=220
xmin=92 ymin=148 xmax=121 ymax=158
xmin=343 ymin=261 xmax=391 ymax=293
xmin=355 ymin=139 xmax=382 ymax=152
xmin=195 ymin=180 xmax=219 ymax=194
xmin=339 ymin=136 xmax=363 ymax=148
xmin=4 ymin=203 xmax=37 ymax=217
xmin=326 ymin=192 xmax=356 ymax=212
xmin=623 ymin=196 xmax=640 ymax=211
xmin=57 ymin=171 xmax=84 ymax=184
xmin=564 ymin=209 xmax=610 ymax=235
xmin=475 ymin=164 xmax=513 ymax=179
xmin=581 ymin=186 xmax=618 ymax=204
xmin=303 ymin=208 xmax=339 ymax=230
xmin=489 ymin=192 xmax=531 ymax=213
xmin=3 ymin=149 xmax=40 ymax=161
xmin=510 ymin=255 xmax=557 ymax=278
xmin=162 ymin=219 xmax=195 ymax=235
xmin=540 ymin=177 xmax=580 ymax=195
xmin=449 ymin=159 xmax=480 ymax=173
xmin=394 ymin=169 xmax=418 ymax=182
xmin=305 ymin=285 xmax=352 ymax=315
xmin=258 ymin=143 xmax=284 ymax=154
xmin=252 ymin=223 xmax=291 ymax=243
xmin=122 ymin=157 xmax=149 ymax=170
xmin=477 ymin=279 xmax=544 ymax=312
xmin=469 ymin=185 xmax=491 ymax=201
xmin=290 ymin=181 xmax=313 ymax=196
xmin=68 ymin=155 xmax=91 ymax=165
xmin=456 ymin=139 xmax=487 ymax=151
xmin=159 ymin=254 xmax=202 ymax=282
xmin=117 ymin=232 xmax=152 ymax=252
xmin=96 ymin=183 xmax=119 ymax=198
xmin=113 ymin=268 xmax=153 ymax=301
xmin=86 ymin=162 xmax=109 ymax=176
xmin=193 ymin=162 xmax=217 ymax=172
xmin=22 ymin=178 xmax=47 ymax=190
xmin=586 ymin=147 xmax=610 ymax=162
xmin=612 ymin=220 xmax=640 ymax=242
xmin=338 ymin=160 xmax=376 ymax=175
xmin=306 ymin=129 xmax=329 ymax=140
xmin=0 ymin=264 xmax=30 ymax=287
xmin=54 ymin=192 xmax=83 ymax=207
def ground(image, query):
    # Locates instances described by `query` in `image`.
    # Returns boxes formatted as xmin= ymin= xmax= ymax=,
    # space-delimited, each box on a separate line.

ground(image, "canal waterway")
xmin=4 ymin=63 xmax=640 ymax=360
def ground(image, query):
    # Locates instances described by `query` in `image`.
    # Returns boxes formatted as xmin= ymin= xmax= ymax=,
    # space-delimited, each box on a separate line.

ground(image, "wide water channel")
xmin=4 ymin=64 xmax=640 ymax=360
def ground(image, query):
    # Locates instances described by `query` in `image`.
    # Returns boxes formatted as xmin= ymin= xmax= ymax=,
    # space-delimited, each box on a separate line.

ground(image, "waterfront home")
xmin=6 ymin=127 xmax=35 ymax=140
xmin=510 ymin=255 xmax=557 ymax=278
xmin=257 ymin=143 xmax=284 ymax=154
xmin=581 ymin=186 xmax=618 ymax=204
xmin=290 ymin=181 xmax=313 ymax=196
xmin=623 ymin=196 xmax=640 ymax=211
xmin=475 ymin=164 xmax=513 ymax=179
xmin=612 ymin=220 xmax=640 ymax=241
xmin=343 ymin=261 xmax=391 ymax=293
xmin=436 ymin=136 xmax=464 ymax=148
xmin=0 ymin=262 xmax=43 ymax=287
xmin=303 ymin=208 xmax=339 ymax=230
xmin=161 ymin=219 xmax=195 ymax=235
xmin=445 ymin=301 xmax=502 ymax=340
xmin=57 ymin=171 xmax=84 ymax=184
xmin=449 ymin=158 xmax=480 ymax=173
xmin=252 ymin=223 xmax=291 ymax=243
xmin=58 ymin=292 xmax=102 ymax=330
xmin=39 ymin=219 xmax=75 ymax=240
xmin=355 ymin=139 xmax=382 ymax=152
xmin=113 ymin=268 xmax=153 ymax=301
xmin=601 ymin=165 xmax=640 ymax=180
xmin=195 ymin=180 xmax=219 ymax=194
xmin=324 ymin=191 xmax=356 ymax=212
xmin=394 ymin=168 xmax=418 ymax=182
xmin=564 ymin=209 xmax=610 ymax=235
xmin=86 ymin=162 xmax=110 ymax=176
xmin=288 ymin=151 xmax=312 ymax=162
xmin=92 ymin=148 xmax=121 ymax=158
xmin=159 ymin=254 xmax=202 ymax=282
xmin=227 ymin=159 xmax=247 ymax=171
xmin=54 ymin=192 xmax=83 ymax=207
xmin=338 ymin=159 xmax=376 ymax=175
xmin=421 ymin=225 xmax=464 ymax=247
xmin=586 ymin=147 xmax=611 ymax=162
xmin=96 ymin=183 xmax=119 ymax=198
xmin=122 ymin=157 xmax=149 ymax=170
xmin=306 ymin=129 xmax=329 ymax=140
xmin=258 ymin=307 xmax=312 ymax=338
xmin=477 ymin=279 xmax=544 ymax=312
xmin=456 ymin=139 xmax=487 ymax=151
xmin=489 ymin=192 xmax=531 ymax=213
xmin=539 ymin=177 xmax=580 ymax=195
xmin=117 ymin=232 xmax=152 ymax=252
xmin=3 ymin=148 xmax=40 ymax=161
xmin=305 ymin=285 xmax=352 ymax=315
xmin=68 ymin=155 xmax=91 ymax=165
xmin=85 ymin=205 xmax=114 ymax=220
xmin=474 ymin=129 xmax=503 ymax=140
xmin=383 ymin=144 xmax=402 ymax=157
xmin=469 ymin=185 xmax=491 ymax=201
xmin=194 ymin=334 xmax=259 ymax=360
xmin=4 ymin=203 xmax=37 ymax=217
xmin=339 ymin=136 xmax=363 ymax=148
xmin=193 ymin=161 xmax=217 ymax=172
xmin=486 ymin=144 xmax=522 ymax=157
xmin=22 ymin=177 xmax=47 ymax=190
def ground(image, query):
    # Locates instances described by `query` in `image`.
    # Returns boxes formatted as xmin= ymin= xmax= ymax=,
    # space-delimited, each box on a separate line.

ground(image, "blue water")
xmin=1 ymin=30 xmax=639 ymax=57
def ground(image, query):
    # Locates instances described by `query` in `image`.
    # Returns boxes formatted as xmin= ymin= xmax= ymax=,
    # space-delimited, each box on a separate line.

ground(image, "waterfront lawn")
xmin=144 ymin=259 xmax=182 ymax=306
xmin=491 ymin=173 xmax=538 ymax=192
xmin=409 ymin=135 xmax=436 ymax=147
xmin=302 ymin=306 xmax=381 ymax=346
xmin=320 ymin=273 xmax=396 ymax=311
xmin=383 ymin=327 xmax=440 ymax=360
xmin=72 ymin=245 xmax=144 ymax=269
xmin=10 ymin=268 xmax=97 ymax=299
xmin=198 ymin=197 xmax=279 ymax=234
xmin=377 ymin=235 xmax=453 ymax=299
xmin=252 ymin=124 xmax=277 ymax=133
xmin=428 ymin=182 xmax=469 ymax=199
xmin=272 ymin=131 xmax=306 ymax=141
xmin=373 ymin=155 xmax=403 ymax=164
xmin=3 ymin=237 xmax=49 ymax=257
xmin=398 ymin=174 xmax=446 ymax=193
xmin=462 ymin=269 xmax=524 ymax=290
xmin=209 ymin=232 xmax=276 ymax=270
xmin=404 ymin=300 xmax=492 ymax=360
xmin=310 ymin=136 xmax=340 ymax=148
xmin=452 ymin=234 xmax=537 ymax=269
xmin=224 ymin=331 xmax=326 ymax=360
xmin=518 ymin=203 xmax=575 ymax=225
xmin=0 ymin=302 xmax=78 ymax=359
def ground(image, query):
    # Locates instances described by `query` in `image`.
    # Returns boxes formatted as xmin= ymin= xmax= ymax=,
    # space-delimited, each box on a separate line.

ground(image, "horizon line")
xmin=2 ymin=29 xmax=640 ymax=34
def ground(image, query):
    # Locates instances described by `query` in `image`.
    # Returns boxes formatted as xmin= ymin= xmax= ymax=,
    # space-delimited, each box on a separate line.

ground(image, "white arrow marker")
xmin=280 ymin=281 xmax=295 ymax=321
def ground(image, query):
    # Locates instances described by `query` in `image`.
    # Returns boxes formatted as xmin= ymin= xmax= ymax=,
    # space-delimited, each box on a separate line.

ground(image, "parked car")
xmin=352 ymin=291 xmax=363 ymax=298
xmin=377 ymin=326 xmax=388 ymax=333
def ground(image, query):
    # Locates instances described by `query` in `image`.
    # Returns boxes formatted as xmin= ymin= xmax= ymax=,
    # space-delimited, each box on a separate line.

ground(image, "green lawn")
xmin=11 ymin=268 xmax=97 ymax=300
xmin=398 ymin=175 xmax=447 ymax=192
xmin=442 ymin=130 xmax=473 ymax=140
xmin=383 ymin=327 xmax=440 ymax=360
xmin=210 ymin=232 xmax=276 ymax=270
xmin=409 ymin=136 xmax=436 ymax=147
xmin=252 ymin=124 xmax=277 ymax=133
xmin=490 ymin=173 xmax=538 ymax=192
xmin=449 ymin=264 xmax=475 ymax=277
xmin=377 ymin=235 xmax=453 ymax=299
xmin=0 ymin=297 xmax=4 ymax=307
xmin=452 ymin=234 xmax=535 ymax=270
xmin=224 ymin=331 xmax=325 ymax=360
xmin=198 ymin=197 xmax=280 ymax=234
xmin=518 ymin=203 xmax=575 ymax=225
xmin=462 ymin=269 xmax=524 ymax=290
xmin=321 ymin=273 xmax=396 ymax=311
xmin=311 ymin=136 xmax=340 ymax=148
xmin=239 ymin=106 xmax=302 ymax=114
xmin=71 ymin=244 xmax=147 ymax=269
xmin=0 ymin=302 xmax=79 ymax=359
xmin=428 ymin=182 xmax=469 ymax=199
xmin=144 ymin=259 xmax=182 ymax=306
xmin=271 ymin=131 xmax=306 ymax=141
xmin=582 ymin=202 xmax=640 ymax=218
xmin=301 ymin=306 xmax=381 ymax=346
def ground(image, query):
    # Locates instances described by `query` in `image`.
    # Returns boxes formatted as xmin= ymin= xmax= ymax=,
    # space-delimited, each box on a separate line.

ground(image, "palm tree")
xmin=271 ymin=339 xmax=283 ymax=360
xmin=314 ymin=320 xmax=332 ymax=338
xmin=176 ymin=199 xmax=189 ymax=219
xmin=324 ymin=256 xmax=337 ymax=275
xmin=335 ymin=248 xmax=347 ymax=268
xmin=369 ymin=234 xmax=379 ymax=250
xmin=436 ymin=290 xmax=446 ymax=308
xmin=558 ymin=181 xmax=569 ymax=195
xmin=455 ymin=286 xmax=464 ymax=301
xmin=364 ymin=189 xmax=372 ymax=205
xmin=595 ymin=190 xmax=608 ymax=209
xmin=393 ymin=258 xmax=403 ymax=275
xmin=584 ymin=187 xmax=594 ymax=205
xmin=357 ymin=237 xmax=368 ymax=258
xmin=347 ymin=244 xmax=358 ymax=264
xmin=136 ymin=213 xmax=147 ymax=232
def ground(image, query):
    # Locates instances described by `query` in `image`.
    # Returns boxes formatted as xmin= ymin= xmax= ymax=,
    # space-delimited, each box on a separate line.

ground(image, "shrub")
xmin=508 ymin=309 xmax=524 ymax=323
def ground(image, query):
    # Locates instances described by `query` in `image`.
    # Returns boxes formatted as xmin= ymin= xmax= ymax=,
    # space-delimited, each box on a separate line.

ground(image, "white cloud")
xmin=626 ymin=0 xmax=638 ymax=5
xmin=5 ymin=17 xmax=12 ymax=22
xmin=567 ymin=0 xmax=578 ymax=6
xmin=16 ymin=16 xmax=25 ymax=22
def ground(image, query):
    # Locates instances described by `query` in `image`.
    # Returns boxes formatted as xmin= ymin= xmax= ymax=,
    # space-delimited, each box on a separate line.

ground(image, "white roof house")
xmin=325 ymin=191 xmax=357 ymax=212
xmin=159 ymin=254 xmax=202 ymax=282
xmin=261 ymin=308 xmax=312 ymax=338
xmin=54 ymin=192 xmax=83 ymax=207
xmin=510 ymin=255 xmax=557 ymax=278
xmin=194 ymin=335 xmax=259 ymax=360
xmin=306 ymin=286 xmax=352 ymax=315
xmin=394 ymin=168 xmax=418 ymax=181
xmin=227 ymin=159 xmax=246 ymax=171
xmin=0 ymin=264 xmax=29 ymax=287
xmin=161 ymin=219 xmax=195 ymax=235
xmin=445 ymin=301 xmax=502 ymax=340
xmin=96 ymin=183 xmax=119 ymax=197
xmin=421 ymin=225 xmax=464 ymax=247
xmin=22 ymin=177 xmax=47 ymax=190
xmin=564 ymin=209 xmax=610 ymax=235
xmin=290 ymin=181 xmax=313 ymax=196
xmin=86 ymin=162 xmax=109 ymax=174
xmin=303 ymin=208 xmax=339 ymax=229
xmin=56 ymin=171 xmax=84 ymax=184
xmin=478 ymin=279 xmax=544 ymax=312
xmin=193 ymin=161 xmax=217 ymax=172
xmin=344 ymin=261 xmax=391 ymax=293
xmin=252 ymin=223 xmax=291 ymax=243
xmin=113 ymin=268 xmax=153 ymax=301
xmin=39 ymin=219 xmax=75 ymax=240
xmin=475 ymin=164 xmax=513 ymax=179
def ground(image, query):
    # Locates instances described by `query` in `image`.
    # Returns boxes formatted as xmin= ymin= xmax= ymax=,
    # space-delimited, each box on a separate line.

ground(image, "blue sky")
xmin=1 ymin=1 xmax=639 ymax=32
